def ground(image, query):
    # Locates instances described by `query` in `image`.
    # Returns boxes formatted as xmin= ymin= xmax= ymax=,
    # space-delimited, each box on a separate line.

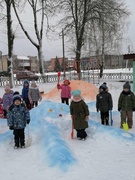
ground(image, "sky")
xmin=0 ymin=68 xmax=135 ymax=180
xmin=0 ymin=0 xmax=135 ymax=61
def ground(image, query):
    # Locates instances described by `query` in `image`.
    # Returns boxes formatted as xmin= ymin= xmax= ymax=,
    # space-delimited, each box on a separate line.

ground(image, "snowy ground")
xmin=0 ymin=69 xmax=135 ymax=180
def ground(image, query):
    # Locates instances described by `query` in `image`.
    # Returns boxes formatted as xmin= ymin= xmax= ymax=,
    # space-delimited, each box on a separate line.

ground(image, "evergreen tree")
xmin=54 ymin=56 xmax=61 ymax=72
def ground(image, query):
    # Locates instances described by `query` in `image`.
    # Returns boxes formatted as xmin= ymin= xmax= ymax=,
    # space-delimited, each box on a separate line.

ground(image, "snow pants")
xmin=23 ymin=98 xmax=31 ymax=110
xmin=13 ymin=128 xmax=25 ymax=147
xmin=3 ymin=110 xmax=7 ymax=118
xmin=100 ymin=111 xmax=109 ymax=125
xmin=61 ymin=98 xmax=69 ymax=105
xmin=76 ymin=129 xmax=87 ymax=139
xmin=31 ymin=101 xmax=38 ymax=108
xmin=120 ymin=110 xmax=133 ymax=128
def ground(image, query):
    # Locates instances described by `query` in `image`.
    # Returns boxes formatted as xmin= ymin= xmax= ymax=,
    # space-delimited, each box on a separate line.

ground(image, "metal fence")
xmin=0 ymin=71 xmax=133 ymax=87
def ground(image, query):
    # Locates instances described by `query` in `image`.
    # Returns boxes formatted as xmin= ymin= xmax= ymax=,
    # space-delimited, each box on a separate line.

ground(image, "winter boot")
xmin=14 ymin=140 xmax=19 ymax=149
xmin=20 ymin=139 xmax=25 ymax=148
xmin=105 ymin=118 xmax=109 ymax=126
xmin=101 ymin=119 xmax=104 ymax=125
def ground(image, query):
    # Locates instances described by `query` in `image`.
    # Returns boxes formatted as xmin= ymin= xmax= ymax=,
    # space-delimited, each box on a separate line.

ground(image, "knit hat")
xmin=13 ymin=91 xmax=20 ymax=96
xmin=13 ymin=95 xmax=21 ymax=103
xmin=63 ymin=79 xmax=70 ymax=85
xmin=123 ymin=81 xmax=131 ymax=90
xmin=71 ymin=89 xmax=81 ymax=97
xmin=100 ymin=83 xmax=107 ymax=91
xmin=31 ymin=80 xmax=36 ymax=85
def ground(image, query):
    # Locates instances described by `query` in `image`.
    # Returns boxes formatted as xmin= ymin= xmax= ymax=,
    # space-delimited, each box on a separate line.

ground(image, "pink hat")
xmin=63 ymin=79 xmax=70 ymax=85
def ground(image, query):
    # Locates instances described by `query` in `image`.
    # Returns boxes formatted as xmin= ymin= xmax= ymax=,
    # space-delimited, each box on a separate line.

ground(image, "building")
xmin=49 ymin=57 xmax=68 ymax=71
xmin=13 ymin=55 xmax=39 ymax=73
xmin=0 ymin=54 xmax=8 ymax=72
xmin=81 ymin=54 xmax=126 ymax=70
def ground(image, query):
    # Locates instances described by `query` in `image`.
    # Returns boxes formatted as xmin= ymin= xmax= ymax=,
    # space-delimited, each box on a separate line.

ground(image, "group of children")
xmin=0 ymin=80 xmax=42 ymax=148
xmin=0 ymin=79 xmax=135 ymax=147
xmin=57 ymin=80 xmax=135 ymax=140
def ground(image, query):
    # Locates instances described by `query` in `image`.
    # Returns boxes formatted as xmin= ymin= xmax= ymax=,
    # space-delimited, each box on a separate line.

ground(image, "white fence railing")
xmin=0 ymin=72 xmax=133 ymax=87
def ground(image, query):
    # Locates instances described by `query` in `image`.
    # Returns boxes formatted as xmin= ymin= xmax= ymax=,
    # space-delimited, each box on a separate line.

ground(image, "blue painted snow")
xmin=1 ymin=100 xmax=135 ymax=171
xmin=89 ymin=119 xmax=135 ymax=141
xmin=0 ymin=130 xmax=13 ymax=143
xmin=40 ymin=121 xmax=76 ymax=172
xmin=29 ymin=101 xmax=76 ymax=171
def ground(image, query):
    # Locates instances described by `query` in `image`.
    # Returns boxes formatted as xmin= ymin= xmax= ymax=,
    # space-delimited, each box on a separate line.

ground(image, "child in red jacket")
xmin=57 ymin=79 xmax=71 ymax=105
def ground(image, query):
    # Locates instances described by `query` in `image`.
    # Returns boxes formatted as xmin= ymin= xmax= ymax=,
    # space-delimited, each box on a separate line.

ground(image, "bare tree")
xmin=0 ymin=0 xmax=15 ymax=87
xmin=12 ymin=0 xmax=54 ymax=76
xmin=85 ymin=0 xmax=129 ymax=77
xmin=54 ymin=0 xmax=129 ymax=79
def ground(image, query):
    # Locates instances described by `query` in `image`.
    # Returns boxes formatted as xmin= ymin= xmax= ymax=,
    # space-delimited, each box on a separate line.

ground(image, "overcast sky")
xmin=0 ymin=0 xmax=135 ymax=61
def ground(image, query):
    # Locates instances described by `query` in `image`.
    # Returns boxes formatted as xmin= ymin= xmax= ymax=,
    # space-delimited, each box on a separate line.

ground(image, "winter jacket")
xmin=57 ymin=84 xmax=71 ymax=98
xmin=7 ymin=104 xmax=30 ymax=129
xmin=70 ymin=99 xmax=89 ymax=129
xmin=2 ymin=90 xmax=14 ymax=110
xmin=118 ymin=90 xmax=135 ymax=111
xmin=96 ymin=91 xmax=113 ymax=112
xmin=28 ymin=86 xmax=41 ymax=102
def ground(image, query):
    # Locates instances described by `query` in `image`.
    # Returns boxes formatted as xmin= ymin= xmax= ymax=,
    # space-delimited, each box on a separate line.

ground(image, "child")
xmin=0 ymin=98 xmax=4 ymax=118
xmin=22 ymin=79 xmax=31 ymax=110
xmin=28 ymin=81 xmax=42 ymax=108
xmin=2 ymin=85 xmax=14 ymax=118
xmin=70 ymin=89 xmax=89 ymax=140
xmin=96 ymin=84 xmax=113 ymax=125
xmin=57 ymin=79 xmax=71 ymax=105
xmin=7 ymin=94 xmax=30 ymax=148
xmin=118 ymin=81 xmax=135 ymax=129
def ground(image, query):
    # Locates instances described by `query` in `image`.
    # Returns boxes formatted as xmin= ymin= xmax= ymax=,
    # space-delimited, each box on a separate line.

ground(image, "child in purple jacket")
xmin=2 ymin=86 xmax=14 ymax=118
xmin=57 ymin=79 xmax=71 ymax=105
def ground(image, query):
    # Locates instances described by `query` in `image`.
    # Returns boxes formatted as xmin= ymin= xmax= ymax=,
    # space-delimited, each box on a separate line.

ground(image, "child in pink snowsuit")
xmin=57 ymin=79 xmax=71 ymax=105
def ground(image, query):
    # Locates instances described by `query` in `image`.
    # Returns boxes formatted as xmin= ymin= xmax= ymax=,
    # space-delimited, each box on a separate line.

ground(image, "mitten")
xmin=118 ymin=108 xmax=121 ymax=111
xmin=132 ymin=107 xmax=135 ymax=111
xmin=85 ymin=116 xmax=89 ymax=121
xmin=26 ymin=119 xmax=30 ymax=124
xmin=71 ymin=115 xmax=74 ymax=120
xmin=39 ymin=97 xmax=42 ymax=102
xmin=9 ymin=126 xmax=14 ymax=130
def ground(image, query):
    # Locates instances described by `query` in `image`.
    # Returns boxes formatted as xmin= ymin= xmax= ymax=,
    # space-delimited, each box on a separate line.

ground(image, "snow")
xmin=0 ymin=68 xmax=135 ymax=180
xmin=17 ymin=56 xmax=29 ymax=60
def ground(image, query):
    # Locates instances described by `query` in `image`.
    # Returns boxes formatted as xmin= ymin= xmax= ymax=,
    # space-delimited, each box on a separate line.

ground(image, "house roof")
xmin=17 ymin=56 xmax=29 ymax=60
xmin=123 ymin=53 xmax=135 ymax=60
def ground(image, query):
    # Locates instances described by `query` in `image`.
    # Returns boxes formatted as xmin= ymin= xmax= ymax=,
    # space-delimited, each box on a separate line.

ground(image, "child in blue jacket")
xmin=22 ymin=79 xmax=31 ymax=110
xmin=7 ymin=95 xmax=30 ymax=149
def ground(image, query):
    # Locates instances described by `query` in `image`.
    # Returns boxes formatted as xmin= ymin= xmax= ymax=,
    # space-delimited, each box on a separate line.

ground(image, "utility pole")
xmin=62 ymin=29 xmax=66 ymax=79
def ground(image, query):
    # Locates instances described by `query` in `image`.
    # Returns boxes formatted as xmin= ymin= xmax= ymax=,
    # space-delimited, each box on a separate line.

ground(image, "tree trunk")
xmin=37 ymin=42 xmax=45 ymax=81
xmin=76 ymin=48 xmax=81 ymax=80
xmin=6 ymin=0 xmax=15 ymax=88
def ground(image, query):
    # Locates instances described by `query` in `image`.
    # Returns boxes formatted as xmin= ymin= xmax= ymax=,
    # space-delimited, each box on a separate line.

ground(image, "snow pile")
xmin=42 ymin=80 xmax=98 ymax=102
xmin=0 ymin=80 xmax=135 ymax=180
